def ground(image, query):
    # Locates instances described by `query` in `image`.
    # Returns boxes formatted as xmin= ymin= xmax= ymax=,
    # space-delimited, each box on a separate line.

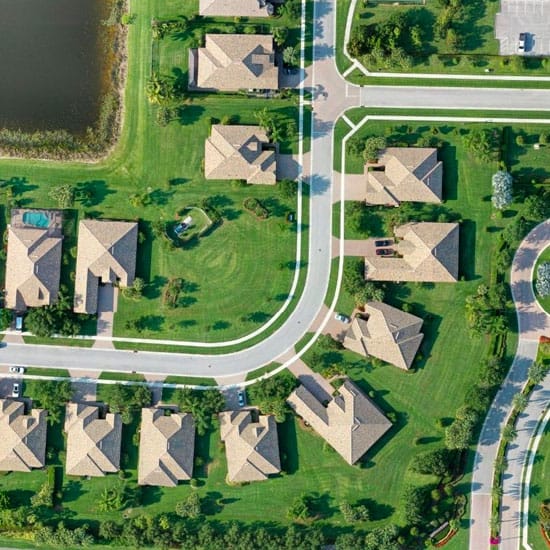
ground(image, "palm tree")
xmin=512 ymin=393 xmax=528 ymax=412
xmin=502 ymin=424 xmax=517 ymax=443
xmin=283 ymin=46 xmax=298 ymax=67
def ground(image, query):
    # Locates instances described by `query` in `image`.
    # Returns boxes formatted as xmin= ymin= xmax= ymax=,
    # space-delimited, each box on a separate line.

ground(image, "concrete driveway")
xmin=496 ymin=0 xmax=550 ymax=55
xmin=93 ymin=285 xmax=117 ymax=349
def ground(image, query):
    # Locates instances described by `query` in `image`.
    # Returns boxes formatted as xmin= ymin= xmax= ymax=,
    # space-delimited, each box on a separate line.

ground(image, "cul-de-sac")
xmin=0 ymin=0 xmax=549 ymax=548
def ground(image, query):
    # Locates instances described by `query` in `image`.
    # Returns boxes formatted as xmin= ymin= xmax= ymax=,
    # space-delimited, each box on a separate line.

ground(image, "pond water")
xmin=0 ymin=0 xmax=106 ymax=133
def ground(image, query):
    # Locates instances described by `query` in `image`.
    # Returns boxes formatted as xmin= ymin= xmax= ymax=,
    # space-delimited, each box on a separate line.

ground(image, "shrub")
xmin=536 ymin=262 xmax=550 ymax=297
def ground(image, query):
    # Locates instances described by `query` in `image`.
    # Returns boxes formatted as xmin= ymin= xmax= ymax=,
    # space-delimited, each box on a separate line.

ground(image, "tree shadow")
xmin=62 ymin=480 xmax=88 ymax=503
xmin=460 ymin=220 xmax=478 ymax=280
xmin=278 ymin=415 xmax=299 ymax=474
xmin=140 ymin=485 xmax=163 ymax=506
xmin=138 ymin=315 xmax=165 ymax=332
xmin=212 ymin=321 xmax=231 ymax=331
xmin=310 ymin=491 xmax=337 ymax=519
xmin=76 ymin=180 xmax=115 ymax=207
xmin=203 ymin=491 xmax=224 ymax=516
xmin=194 ymin=430 xmax=212 ymax=479
xmin=357 ymin=497 xmax=394 ymax=521
xmin=149 ymin=188 xmax=174 ymax=206
xmin=178 ymin=105 xmax=205 ymax=126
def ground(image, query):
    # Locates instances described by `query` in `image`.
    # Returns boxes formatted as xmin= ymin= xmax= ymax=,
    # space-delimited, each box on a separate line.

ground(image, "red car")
xmin=376 ymin=248 xmax=393 ymax=256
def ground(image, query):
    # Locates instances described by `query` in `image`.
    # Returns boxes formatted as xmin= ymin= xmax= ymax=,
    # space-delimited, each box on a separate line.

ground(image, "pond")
xmin=0 ymin=0 xmax=107 ymax=133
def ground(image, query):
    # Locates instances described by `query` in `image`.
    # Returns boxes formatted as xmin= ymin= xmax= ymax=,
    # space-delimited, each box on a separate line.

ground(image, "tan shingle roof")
xmin=138 ymin=408 xmax=195 ymax=487
xmin=196 ymin=34 xmax=279 ymax=91
xmin=199 ymin=0 xmax=270 ymax=17
xmin=365 ymin=222 xmax=459 ymax=282
xmin=220 ymin=409 xmax=281 ymax=483
xmin=287 ymin=379 xmax=392 ymax=465
xmin=343 ymin=301 xmax=424 ymax=370
xmin=366 ymin=148 xmax=443 ymax=206
xmin=205 ymin=125 xmax=277 ymax=184
xmin=64 ymin=403 xmax=122 ymax=477
xmin=73 ymin=220 xmax=138 ymax=314
xmin=5 ymin=209 xmax=63 ymax=311
xmin=0 ymin=400 xmax=47 ymax=472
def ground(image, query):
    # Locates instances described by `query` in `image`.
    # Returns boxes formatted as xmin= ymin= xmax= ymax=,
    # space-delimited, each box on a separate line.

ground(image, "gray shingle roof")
xmin=287 ymin=379 xmax=392 ymax=465
xmin=195 ymin=34 xmax=279 ymax=91
xmin=138 ymin=408 xmax=195 ymax=487
xmin=220 ymin=409 xmax=281 ymax=483
xmin=5 ymin=209 xmax=63 ymax=311
xmin=205 ymin=125 xmax=277 ymax=184
xmin=73 ymin=220 xmax=138 ymax=314
xmin=366 ymin=148 xmax=443 ymax=206
xmin=343 ymin=301 xmax=424 ymax=370
xmin=0 ymin=400 xmax=47 ymax=472
xmin=64 ymin=403 xmax=122 ymax=477
xmin=365 ymin=222 xmax=459 ymax=282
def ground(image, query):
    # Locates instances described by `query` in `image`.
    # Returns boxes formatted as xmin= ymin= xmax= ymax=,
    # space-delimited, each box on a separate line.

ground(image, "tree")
xmin=49 ymin=184 xmax=75 ymax=208
xmin=146 ymin=73 xmax=175 ymax=105
xmin=0 ymin=309 xmax=12 ymax=330
xmin=101 ymin=384 xmax=152 ymax=424
xmin=522 ymin=194 xmax=549 ymax=221
xmin=175 ymin=493 xmax=202 ymax=518
xmin=536 ymin=262 xmax=550 ymax=297
xmin=409 ymin=448 xmax=454 ymax=477
xmin=248 ymin=372 xmax=297 ymax=422
xmin=31 ymin=481 xmax=53 ymax=508
xmin=512 ymin=392 xmax=528 ymax=412
xmin=463 ymin=129 xmax=493 ymax=162
xmin=0 ymin=491 xmax=11 ymax=511
xmin=445 ymin=417 xmax=474 ymax=450
xmin=283 ymin=46 xmax=298 ymax=67
xmin=340 ymin=501 xmax=370 ymax=522
xmin=363 ymin=136 xmax=386 ymax=162
xmin=122 ymin=277 xmax=145 ymax=300
xmin=491 ymin=170 xmax=513 ymax=210
xmin=401 ymin=485 xmax=430 ymax=525
xmin=273 ymin=27 xmax=288 ymax=47
xmin=173 ymin=388 xmax=225 ymax=435
xmin=540 ymin=502 xmax=550 ymax=531
xmin=528 ymin=361 xmax=549 ymax=384
xmin=502 ymin=424 xmax=517 ymax=443
xmin=25 ymin=380 xmax=72 ymax=424
xmin=364 ymin=524 xmax=401 ymax=550
xmin=279 ymin=178 xmax=298 ymax=199
xmin=287 ymin=494 xmax=313 ymax=520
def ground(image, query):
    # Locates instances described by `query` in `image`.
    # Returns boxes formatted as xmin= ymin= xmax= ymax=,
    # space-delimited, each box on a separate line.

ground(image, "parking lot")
xmin=496 ymin=0 xmax=550 ymax=55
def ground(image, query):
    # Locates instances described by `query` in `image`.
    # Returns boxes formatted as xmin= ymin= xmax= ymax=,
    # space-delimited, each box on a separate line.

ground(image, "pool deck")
xmin=10 ymin=208 xmax=63 ymax=236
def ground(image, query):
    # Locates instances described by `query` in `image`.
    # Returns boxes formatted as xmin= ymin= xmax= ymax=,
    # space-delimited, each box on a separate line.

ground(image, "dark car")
xmin=374 ymin=239 xmax=392 ymax=247
xmin=238 ymin=391 xmax=246 ymax=408
xmin=376 ymin=248 xmax=394 ymax=256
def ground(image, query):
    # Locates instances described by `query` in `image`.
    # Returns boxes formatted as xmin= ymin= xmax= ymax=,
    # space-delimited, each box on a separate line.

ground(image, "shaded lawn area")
xmin=527 ymin=423 xmax=550 ymax=550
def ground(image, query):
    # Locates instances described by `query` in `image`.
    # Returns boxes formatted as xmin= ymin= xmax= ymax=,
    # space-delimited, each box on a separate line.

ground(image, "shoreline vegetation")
xmin=0 ymin=0 xmax=128 ymax=162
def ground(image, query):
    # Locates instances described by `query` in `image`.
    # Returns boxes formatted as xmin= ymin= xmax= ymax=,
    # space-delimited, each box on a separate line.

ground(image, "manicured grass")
xmin=24 ymin=367 xmax=71 ymax=378
xmin=22 ymin=336 xmax=94 ymax=348
xmin=244 ymin=362 xmax=281 ymax=381
xmin=527 ymin=423 xmax=550 ymax=550
xmin=347 ymin=72 xmax=550 ymax=89
xmin=98 ymin=372 xmax=147 ymax=382
xmin=343 ymin=0 xmax=550 ymax=77
xmin=0 ymin=0 xmax=307 ymax=346
xmin=534 ymin=246 xmax=550 ymax=314
xmin=163 ymin=375 xmax=216 ymax=386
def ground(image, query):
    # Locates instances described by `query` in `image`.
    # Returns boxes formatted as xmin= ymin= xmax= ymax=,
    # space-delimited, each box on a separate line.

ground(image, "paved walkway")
xmin=470 ymin=220 xmax=550 ymax=550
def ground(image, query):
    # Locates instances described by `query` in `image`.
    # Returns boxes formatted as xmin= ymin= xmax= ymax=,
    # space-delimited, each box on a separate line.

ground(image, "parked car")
xmin=374 ymin=239 xmax=392 ymax=247
xmin=334 ymin=312 xmax=351 ymax=323
xmin=376 ymin=248 xmax=394 ymax=256
xmin=12 ymin=383 xmax=20 ymax=398
xmin=237 ymin=390 xmax=246 ymax=408
xmin=518 ymin=33 xmax=526 ymax=53
xmin=9 ymin=366 xmax=25 ymax=374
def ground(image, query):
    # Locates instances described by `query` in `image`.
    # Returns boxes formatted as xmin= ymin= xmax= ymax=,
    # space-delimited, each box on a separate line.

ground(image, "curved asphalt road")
xmin=469 ymin=220 xmax=550 ymax=550
xmin=2 ymin=0 xmax=550 ymax=381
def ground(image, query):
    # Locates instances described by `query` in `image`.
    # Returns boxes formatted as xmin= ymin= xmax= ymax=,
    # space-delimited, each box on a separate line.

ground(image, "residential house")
xmin=199 ymin=0 xmax=277 ymax=17
xmin=205 ymin=125 xmax=277 ymax=184
xmin=64 ymin=403 xmax=122 ymax=477
xmin=365 ymin=147 xmax=443 ymax=206
xmin=138 ymin=408 xmax=195 ymax=487
xmin=73 ymin=220 xmax=138 ymax=314
xmin=287 ymin=379 xmax=392 ymax=465
xmin=5 ymin=209 xmax=63 ymax=310
xmin=343 ymin=301 xmax=424 ymax=370
xmin=219 ymin=409 xmax=281 ymax=482
xmin=190 ymin=34 xmax=279 ymax=91
xmin=365 ymin=222 xmax=459 ymax=282
xmin=0 ymin=400 xmax=47 ymax=472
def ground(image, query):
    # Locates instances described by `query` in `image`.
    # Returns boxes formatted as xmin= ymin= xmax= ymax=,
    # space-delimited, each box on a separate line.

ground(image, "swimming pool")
xmin=22 ymin=211 xmax=50 ymax=228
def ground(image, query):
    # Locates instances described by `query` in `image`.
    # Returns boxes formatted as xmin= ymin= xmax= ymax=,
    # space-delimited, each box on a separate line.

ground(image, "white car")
xmin=518 ymin=33 xmax=526 ymax=53
xmin=334 ymin=312 xmax=351 ymax=323
xmin=12 ymin=383 xmax=20 ymax=398
xmin=9 ymin=366 xmax=25 ymax=374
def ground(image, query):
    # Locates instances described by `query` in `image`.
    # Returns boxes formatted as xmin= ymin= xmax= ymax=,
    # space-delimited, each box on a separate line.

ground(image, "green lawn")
xmin=97 ymin=372 xmax=147 ymax=382
xmin=534 ymin=247 xmax=550 ymax=313
xmin=0 ymin=0 xmax=309 ymax=346
xmin=343 ymin=0 xmax=550 ymax=77
xmin=22 ymin=336 xmax=94 ymax=348
xmin=528 ymin=423 xmax=550 ymax=550
xmin=24 ymin=367 xmax=71 ymax=378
